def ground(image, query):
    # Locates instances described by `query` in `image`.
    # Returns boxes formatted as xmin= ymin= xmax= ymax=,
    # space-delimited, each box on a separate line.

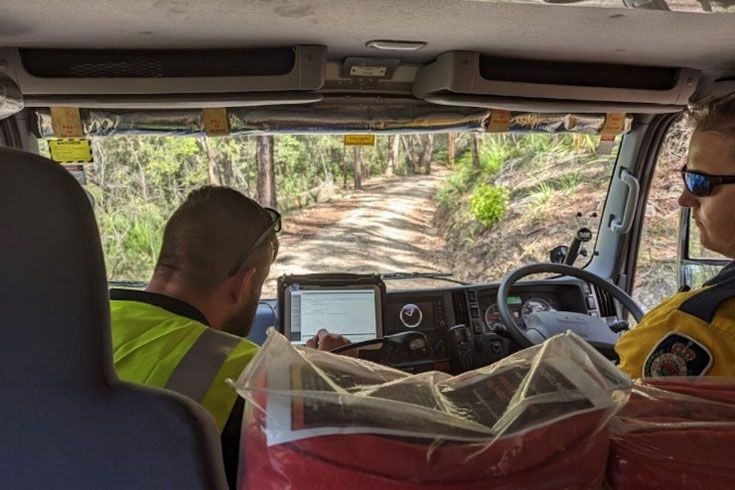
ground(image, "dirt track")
xmin=262 ymin=169 xmax=450 ymax=296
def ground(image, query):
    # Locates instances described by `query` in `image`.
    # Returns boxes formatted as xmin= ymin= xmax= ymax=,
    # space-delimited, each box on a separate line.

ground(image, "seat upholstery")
xmin=0 ymin=147 xmax=228 ymax=489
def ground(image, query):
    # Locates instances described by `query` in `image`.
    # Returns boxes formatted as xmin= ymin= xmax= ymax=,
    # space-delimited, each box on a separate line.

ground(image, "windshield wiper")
xmin=380 ymin=272 xmax=469 ymax=286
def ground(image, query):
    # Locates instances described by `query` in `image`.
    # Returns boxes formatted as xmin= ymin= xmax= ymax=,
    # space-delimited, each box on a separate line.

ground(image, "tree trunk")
xmin=448 ymin=132 xmax=456 ymax=166
xmin=269 ymin=136 xmax=276 ymax=205
xmin=353 ymin=146 xmax=363 ymax=190
xmin=200 ymin=137 xmax=222 ymax=186
xmin=387 ymin=135 xmax=400 ymax=176
xmin=401 ymin=135 xmax=419 ymax=174
xmin=256 ymin=135 xmax=277 ymax=209
xmin=342 ymin=148 xmax=349 ymax=189
xmin=419 ymin=134 xmax=433 ymax=175
xmin=470 ymin=133 xmax=481 ymax=171
xmin=127 ymin=138 xmax=149 ymax=200
xmin=221 ymin=155 xmax=234 ymax=187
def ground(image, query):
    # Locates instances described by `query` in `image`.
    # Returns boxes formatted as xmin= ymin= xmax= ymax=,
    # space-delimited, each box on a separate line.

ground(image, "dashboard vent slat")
xmin=594 ymin=286 xmax=616 ymax=317
xmin=451 ymin=290 xmax=470 ymax=327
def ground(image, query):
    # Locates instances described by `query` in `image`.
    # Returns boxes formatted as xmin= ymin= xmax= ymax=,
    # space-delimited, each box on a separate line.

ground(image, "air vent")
xmin=412 ymin=51 xmax=699 ymax=107
xmin=594 ymin=286 xmax=616 ymax=317
xmin=21 ymin=48 xmax=296 ymax=78
xmin=451 ymin=290 xmax=470 ymax=327
xmin=478 ymin=56 xmax=678 ymax=91
xmin=6 ymin=46 xmax=327 ymax=96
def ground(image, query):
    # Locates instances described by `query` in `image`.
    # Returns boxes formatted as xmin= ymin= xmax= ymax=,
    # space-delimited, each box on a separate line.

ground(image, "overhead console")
xmin=0 ymin=45 xmax=327 ymax=106
xmin=413 ymin=51 xmax=700 ymax=113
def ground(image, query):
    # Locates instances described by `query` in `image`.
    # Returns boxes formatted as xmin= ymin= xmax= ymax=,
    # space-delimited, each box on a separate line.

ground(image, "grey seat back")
xmin=0 ymin=147 xmax=228 ymax=489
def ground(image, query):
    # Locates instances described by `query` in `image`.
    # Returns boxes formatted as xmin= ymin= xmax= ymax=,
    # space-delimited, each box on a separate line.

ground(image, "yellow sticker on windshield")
xmin=487 ymin=110 xmax=511 ymax=132
xmin=344 ymin=134 xmax=375 ymax=146
xmin=48 ymin=138 xmax=94 ymax=164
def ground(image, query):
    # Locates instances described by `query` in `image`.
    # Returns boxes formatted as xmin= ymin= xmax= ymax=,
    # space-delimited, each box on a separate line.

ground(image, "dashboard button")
xmin=586 ymin=296 xmax=596 ymax=309
xmin=472 ymin=320 xmax=483 ymax=335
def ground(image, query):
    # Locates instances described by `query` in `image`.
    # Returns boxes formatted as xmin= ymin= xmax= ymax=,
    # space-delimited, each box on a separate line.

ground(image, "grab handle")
xmin=610 ymin=168 xmax=640 ymax=235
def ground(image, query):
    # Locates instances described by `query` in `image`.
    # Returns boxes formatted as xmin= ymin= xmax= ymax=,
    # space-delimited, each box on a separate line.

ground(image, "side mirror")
xmin=549 ymin=246 xmax=569 ymax=264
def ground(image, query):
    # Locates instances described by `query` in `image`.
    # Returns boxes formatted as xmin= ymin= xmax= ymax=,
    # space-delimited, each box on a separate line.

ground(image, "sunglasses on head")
xmin=228 ymin=207 xmax=281 ymax=277
xmin=681 ymin=165 xmax=735 ymax=197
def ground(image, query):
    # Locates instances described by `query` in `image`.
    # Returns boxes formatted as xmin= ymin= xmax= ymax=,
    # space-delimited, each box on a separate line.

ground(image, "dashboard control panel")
xmin=268 ymin=275 xmax=602 ymax=374
xmin=380 ymin=280 xmax=595 ymax=372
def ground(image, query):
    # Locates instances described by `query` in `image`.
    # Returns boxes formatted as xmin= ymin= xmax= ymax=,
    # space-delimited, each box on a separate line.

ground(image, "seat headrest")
xmin=0 ymin=147 xmax=114 ymax=393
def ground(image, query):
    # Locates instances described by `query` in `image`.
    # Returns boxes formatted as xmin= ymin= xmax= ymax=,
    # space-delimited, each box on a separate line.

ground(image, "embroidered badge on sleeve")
xmin=643 ymin=332 xmax=713 ymax=377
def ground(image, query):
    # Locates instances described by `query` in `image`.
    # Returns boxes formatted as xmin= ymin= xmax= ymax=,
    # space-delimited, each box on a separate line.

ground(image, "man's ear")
xmin=228 ymin=266 xmax=257 ymax=303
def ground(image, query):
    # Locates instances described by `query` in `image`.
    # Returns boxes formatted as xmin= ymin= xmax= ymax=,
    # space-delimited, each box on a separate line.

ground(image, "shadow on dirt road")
xmin=262 ymin=168 xmax=451 ymax=297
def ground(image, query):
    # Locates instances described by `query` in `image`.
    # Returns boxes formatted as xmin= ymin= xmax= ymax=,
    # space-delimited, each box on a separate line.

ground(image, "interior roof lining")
xmin=1 ymin=0 xmax=734 ymax=73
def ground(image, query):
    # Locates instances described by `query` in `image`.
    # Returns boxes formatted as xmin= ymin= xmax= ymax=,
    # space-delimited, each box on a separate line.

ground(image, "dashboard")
xmin=255 ymin=278 xmax=612 ymax=373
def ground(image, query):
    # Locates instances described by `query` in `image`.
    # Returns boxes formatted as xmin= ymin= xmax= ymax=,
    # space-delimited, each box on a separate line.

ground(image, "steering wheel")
xmin=497 ymin=263 xmax=644 ymax=351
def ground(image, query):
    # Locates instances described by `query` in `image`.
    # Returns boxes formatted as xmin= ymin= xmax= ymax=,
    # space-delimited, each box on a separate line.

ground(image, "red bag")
xmin=233 ymin=331 xmax=631 ymax=489
xmin=607 ymin=377 xmax=735 ymax=489
xmin=242 ymin=408 xmax=612 ymax=490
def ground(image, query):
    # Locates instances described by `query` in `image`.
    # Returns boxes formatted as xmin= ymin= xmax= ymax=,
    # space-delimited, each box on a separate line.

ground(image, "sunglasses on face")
xmin=228 ymin=207 xmax=282 ymax=277
xmin=681 ymin=165 xmax=735 ymax=197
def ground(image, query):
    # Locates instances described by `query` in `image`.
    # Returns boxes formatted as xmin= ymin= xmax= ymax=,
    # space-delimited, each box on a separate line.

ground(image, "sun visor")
xmin=2 ymin=46 xmax=326 ymax=97
xmin=414 ymin=51 xmax=699 ymax=111
xmin=0 ymin=74 xmax=23 ymax=120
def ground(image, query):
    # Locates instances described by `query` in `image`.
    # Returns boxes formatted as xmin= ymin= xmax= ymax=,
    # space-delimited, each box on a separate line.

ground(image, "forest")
xmin=43 ymin=122 xmax=690 ymax=312
xmin=67 ymin=133 xmax=463 ymax=280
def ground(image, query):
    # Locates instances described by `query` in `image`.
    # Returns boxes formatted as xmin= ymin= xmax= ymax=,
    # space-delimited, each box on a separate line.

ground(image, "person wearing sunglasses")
xmin=108 ymin=186 xmax=350 ymax=488
xmin=616 ymin=94 xmax=735 ymax=379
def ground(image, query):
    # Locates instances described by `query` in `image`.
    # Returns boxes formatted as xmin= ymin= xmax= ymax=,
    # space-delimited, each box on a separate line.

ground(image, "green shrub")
xmin=470 ymin=183 xmax=509 ymax=228
xmin=436 ymin=163 xmax=477 ymax=209
xmin=436 ymin=186 xmax=458 ymax=208
xmin=557 ymin=172 xmax=581 ymax=190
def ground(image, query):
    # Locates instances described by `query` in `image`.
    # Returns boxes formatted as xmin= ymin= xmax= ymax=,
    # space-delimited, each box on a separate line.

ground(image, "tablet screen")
xmin=284 ymin=285 xmax=381 ymax=344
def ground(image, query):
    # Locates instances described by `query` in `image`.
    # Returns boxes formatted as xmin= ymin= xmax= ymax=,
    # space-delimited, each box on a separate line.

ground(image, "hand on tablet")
xmin=306 ymin=329 xmax=353 ymax=354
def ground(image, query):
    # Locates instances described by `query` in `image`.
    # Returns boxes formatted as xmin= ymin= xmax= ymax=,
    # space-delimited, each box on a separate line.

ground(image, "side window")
xmin=633 ymin=118 xmax=692 ymax=311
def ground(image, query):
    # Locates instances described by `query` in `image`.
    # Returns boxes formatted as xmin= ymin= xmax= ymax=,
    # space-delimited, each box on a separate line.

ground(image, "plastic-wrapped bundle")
xmin=607 ymin=377 xmax=735 ymax=489
xmin=231 ymin=330 xmax=631 ymax=489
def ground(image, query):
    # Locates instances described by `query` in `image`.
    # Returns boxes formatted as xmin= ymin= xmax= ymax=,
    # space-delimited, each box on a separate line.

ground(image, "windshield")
xmin=40 ymin=132 xmax=620 ymax=297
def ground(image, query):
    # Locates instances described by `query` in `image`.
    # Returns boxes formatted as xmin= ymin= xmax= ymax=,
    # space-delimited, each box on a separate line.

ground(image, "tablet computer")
xmin=278 ymin=275 xmax=384 ymax=344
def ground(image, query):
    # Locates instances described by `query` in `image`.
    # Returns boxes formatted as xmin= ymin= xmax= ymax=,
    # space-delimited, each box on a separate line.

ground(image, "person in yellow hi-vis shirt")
xmin=617 ymin=94 xmax=735 ymax=379
xmin=110 ymin=186 xmax=349 ymax=488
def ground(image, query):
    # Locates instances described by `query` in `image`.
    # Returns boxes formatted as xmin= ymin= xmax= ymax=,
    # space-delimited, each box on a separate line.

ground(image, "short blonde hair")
xmin=690 ymin=92 xmax=735 ymax=136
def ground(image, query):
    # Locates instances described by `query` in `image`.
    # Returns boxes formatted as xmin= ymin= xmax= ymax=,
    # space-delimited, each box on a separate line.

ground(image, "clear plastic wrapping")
xmin=0 ymin=75 xmax=23 ymax=121
xmin=231 ymin=331 xmax=631 ymax=489
xmin=34 ymin=107 xmax=632 ymax=137
xmin=607 ymin=377 xmax=735 ymax=489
